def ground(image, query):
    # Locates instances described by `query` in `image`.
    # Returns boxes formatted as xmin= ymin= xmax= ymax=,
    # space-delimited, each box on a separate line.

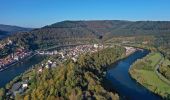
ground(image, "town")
xmin=0 ymin=38 xmax=105 ymax=73
xmin=124 ymin=46 xmax=136 ymax=56
xmin=37 ymin=44 xmax=103 ymax=62
xmin=4 ymin=44 xmax=105 ymax=99
xmin=0 ymin=39 xmax=33 ymax=71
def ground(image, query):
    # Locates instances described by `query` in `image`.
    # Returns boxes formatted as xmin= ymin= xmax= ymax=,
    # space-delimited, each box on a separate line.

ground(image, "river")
xmin=106 ymin=50 xmax=162 ymax=100
xmin=0 ymin=55 xmax=46 ymax=88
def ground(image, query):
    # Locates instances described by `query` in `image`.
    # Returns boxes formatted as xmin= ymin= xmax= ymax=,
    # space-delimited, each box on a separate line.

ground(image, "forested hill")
xmin=8 ymin=20 xmax=170 ymax=50
xmin=0 ymin=30 xmax=8 ymax=39
xmin=0 ymin=30 xmax=8 ymax=35
xmin=0 ymin=24 xmax=33 ymax=34
xmin=0 ymin=24 xmax=33 ymax=39
xmin=45 ymin=20 xmax=170 ymax=35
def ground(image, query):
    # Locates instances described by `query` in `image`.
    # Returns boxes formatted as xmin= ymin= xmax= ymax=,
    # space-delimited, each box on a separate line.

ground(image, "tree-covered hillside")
xmin=0 ymin=24 xmax=33 ymax=39
xmin=0 ymin=24 xmax=33 ymax=34
xmin=47 ymin=20 xmax=170 ymax=35
xmin=0 ymin=30 xmax=8 ymax=35
xmin=6 ymin=20 xmax=170 ymax=50
xmin=0 ymin=30 xmax=8 ymax=39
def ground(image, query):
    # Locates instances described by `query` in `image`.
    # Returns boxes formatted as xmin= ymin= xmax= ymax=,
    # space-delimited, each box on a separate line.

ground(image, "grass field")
xmin=130 ymin=52 xmax=170 ymax=99
xmin=146 ymin=53 xmax=162 ymax=67
xmin=136 ymin=70 xmax=170 ymax=96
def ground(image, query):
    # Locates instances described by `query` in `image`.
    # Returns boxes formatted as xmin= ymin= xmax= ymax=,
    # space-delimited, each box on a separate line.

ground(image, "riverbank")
xmin=0 ymin=52 xmax=37 ymax=72
xmin=106 ymin=50 xmax=161 ymax=100
xmin=0 ymin=55 xmax=46 ymax=88
xmin=129 ymin=52 xmax=170 ymax=99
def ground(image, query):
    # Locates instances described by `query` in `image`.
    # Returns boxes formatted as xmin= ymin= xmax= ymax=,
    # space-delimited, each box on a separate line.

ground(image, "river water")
xmin=106 ymin=50 xmax=162 ymax=100
xmin=0 ymin=55 xmax=45 ymax=88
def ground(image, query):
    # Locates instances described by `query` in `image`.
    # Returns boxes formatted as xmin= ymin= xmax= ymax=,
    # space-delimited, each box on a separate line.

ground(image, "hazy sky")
xmin=0 ymin=0 xmax=170 ymax=28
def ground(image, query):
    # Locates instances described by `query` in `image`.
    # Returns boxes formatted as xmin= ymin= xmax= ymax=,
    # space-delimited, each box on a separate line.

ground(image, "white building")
xmin=94 ymin=44 xmax=98 ymax=48
xmin=22 ymin=83 xmax=28 ymax=88
xmin=14 ymin=56 xmax=19 ymax=61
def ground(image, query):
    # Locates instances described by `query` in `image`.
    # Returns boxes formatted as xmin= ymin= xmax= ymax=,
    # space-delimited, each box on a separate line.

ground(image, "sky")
xmin=0 ymin=0 xmax=170 ymax=28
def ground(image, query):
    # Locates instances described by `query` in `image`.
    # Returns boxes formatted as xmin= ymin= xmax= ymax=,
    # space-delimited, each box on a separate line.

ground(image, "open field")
xmin=130 ymin=52 xmax=170 ymax=99
xmin=135 ymin=70 xmax=170 ymax=96
xmin=147 ymin=53 xmax=162 ymax=67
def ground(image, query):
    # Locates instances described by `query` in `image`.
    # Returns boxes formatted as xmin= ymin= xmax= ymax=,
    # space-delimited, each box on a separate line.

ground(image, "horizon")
xmin=1 ymin=19 xmax=170 ymax=28
xmin=1 ymin=0 xmax=170 ymax=28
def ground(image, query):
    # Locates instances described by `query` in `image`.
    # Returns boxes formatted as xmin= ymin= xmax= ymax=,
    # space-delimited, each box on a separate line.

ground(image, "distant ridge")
xmin=0 ymin=24 xmax=33 ymax=34
xmin=0 ymin=24 xmax=34 ymax=39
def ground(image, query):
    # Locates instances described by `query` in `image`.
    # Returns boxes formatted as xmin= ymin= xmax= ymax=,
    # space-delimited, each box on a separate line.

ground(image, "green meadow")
xmin=130 ymin=52 xmax=170 ymax=99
